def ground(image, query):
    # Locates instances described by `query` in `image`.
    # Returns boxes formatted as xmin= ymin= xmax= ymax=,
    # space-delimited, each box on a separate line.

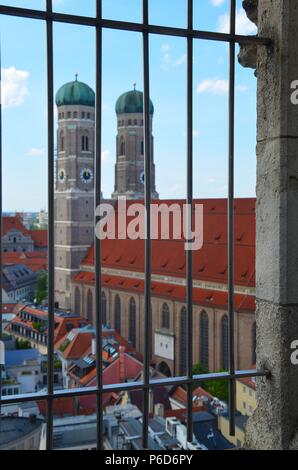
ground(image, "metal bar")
xmin=228 ymin=0 xmax=236 ymax=438
xmin=142 ymin=0 xmax=151 ymax=450
xmin=186 ymin=0 xmax=194 ymax=445
xmin=0 ymin=39 xmax=3 ymax=412
xmin=0 ymin=6 xmax=271 ymax=45
xmin=0 ymin=369 xmax=270 ymax=406
xmin=95 ymin=0 xmax=103 ymax=451
xmin=45 ymin=0 xmax=55 ymax=451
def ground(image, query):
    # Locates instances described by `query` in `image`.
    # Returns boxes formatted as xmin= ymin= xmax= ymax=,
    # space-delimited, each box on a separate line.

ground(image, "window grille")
xmin=0 ymin=0 xmax=270 ymax=450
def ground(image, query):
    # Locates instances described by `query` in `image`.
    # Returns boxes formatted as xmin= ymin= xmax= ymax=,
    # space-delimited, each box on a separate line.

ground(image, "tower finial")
xmin=75 ymin=73 xmax=78 ymax=81
xmin=133 ymin=82 xmax=136 ymax=91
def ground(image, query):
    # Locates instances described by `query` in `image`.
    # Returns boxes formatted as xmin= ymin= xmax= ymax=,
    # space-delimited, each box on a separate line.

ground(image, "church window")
xmin=128 ymin=119 xmax=132 ymax=125
xmin=73 ymin=111 xmax=77 ymax=118
xmin=180 ymin=307 xmax=187 ymax=375
xmin=67 ymin=112 xmax=71 ymax=118
xmin=101 ymin=291 xmax=107 ymax=325
xmin=200 ymin=311 xmax=209 ymax=369
xmin=74 ymin=287 xmax=81 ymax=314
xmin=134 ymin=119 xmax=137 ymax=125
xmin=82 ymin=135 xmax=89 ymax=151
xmin=81 ymin=112 xmax=85 ymax=119
xmin=114 ymin=294 xmax=121 ymax=333
xmin=120 ymin=140 xmax=125 ymax=156
xmin=221 ymin=314 xmax=228 ymax=370
xmin=129 ymin=297 xmax=137 ymax=348
xmin=141 ymin=141 xmax=144 ymax=155
xmin=87 ymin=112 xmax=90 ymax=119
xmin=162 ymin=303 xmax=170 ymax=329
xmin=60 ymin=131 xmax=64 ymax=152
xmin=87 ymin=289 xmax=93 ymax=322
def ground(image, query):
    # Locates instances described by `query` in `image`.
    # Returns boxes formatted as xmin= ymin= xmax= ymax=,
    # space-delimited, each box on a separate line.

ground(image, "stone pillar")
xmin=245 ymin=0 xmax=298 ymax=450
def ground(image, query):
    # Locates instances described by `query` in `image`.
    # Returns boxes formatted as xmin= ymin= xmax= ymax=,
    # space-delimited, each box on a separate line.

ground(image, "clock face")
xmin=58 ymin=169 xmax=66 ymax=183
xmin=80 ymin=168 xmax=93 ymax=184
xmin=139 ymin=170 xmax=145 ymax=185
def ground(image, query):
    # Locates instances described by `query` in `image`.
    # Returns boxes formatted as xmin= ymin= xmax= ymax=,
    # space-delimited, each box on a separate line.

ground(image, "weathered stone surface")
xmin=244 ymin=0 xmax=298 ymax=450
xmin=238 ymin=1 xmax=259 ymax=72
xmin=238 ymin=44 xmax=257 ymax=70
xmin=243 ymin=0 xmax=258 ymax=26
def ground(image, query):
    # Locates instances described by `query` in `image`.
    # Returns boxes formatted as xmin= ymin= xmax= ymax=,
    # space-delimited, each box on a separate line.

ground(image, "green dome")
xmin=55 ymin=78 xmax=95 ymax=107
xmin=115 ymin=89 xmax=154 ymax=115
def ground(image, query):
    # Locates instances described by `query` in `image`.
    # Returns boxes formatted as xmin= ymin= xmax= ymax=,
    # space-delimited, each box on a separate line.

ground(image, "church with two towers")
xmin=54 ymin=77 xmax=256 ymax=377
xmin=54 ymin=77 xmax=158 ymax=311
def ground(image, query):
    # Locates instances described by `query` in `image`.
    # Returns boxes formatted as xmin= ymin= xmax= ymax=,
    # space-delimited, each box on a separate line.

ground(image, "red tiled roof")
xmin=170 ymin=385 xmax=214 ymax=405
xmin=11 ymin=304 xmax=90 ymax=343
xmin=1 ymin=303 xmax=17 ymax=314
xmin=80 ymin=198 xmax=255 ymax=286
xmin=2 ymin=216 xmax=30 ymax=236
xmin=29 ymin=230 xmax=47 ymax=248
xmin=38 ymin=398 xmax=75 ymax=418
xmin=74 ymin=273 xmax=255 ymax=313
xmin=56 ymin=330 xmax=94 ymax=360
xmin=74 ymin=198 xmax=255 ymax=313
xmin=3 ymin=252 xmax=47 ymax=272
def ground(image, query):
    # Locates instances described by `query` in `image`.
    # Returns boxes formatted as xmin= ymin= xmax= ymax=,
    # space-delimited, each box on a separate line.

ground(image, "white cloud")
xmin=161 ymin=44 xmax=170 ymax=70
xmin=1 ymin=66 xmax=29 ymax=109
xmin=161 ymin=45 xmax=186 ymax=70
xmin=26 ymin=148 xmax=45 ymax=157
xmin=102 ymin=149 xmax=110 ymax=163
xmin=196 ymin=78 xmax=248 ymax=95
xmin=211 ymin=0 xmax=225 ymax=7
xmin=174 ymin=54 xmax=187 ymax=67
xmin=197 ymin=78 xmax=229 ymax=94
xmin=218 ymin=8 xmax=257 ymax=35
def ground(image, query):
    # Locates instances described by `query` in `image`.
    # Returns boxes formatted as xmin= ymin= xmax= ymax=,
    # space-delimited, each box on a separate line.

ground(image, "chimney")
xmin=92 ymin=338 xmax=96 ymax=356
xmin=154 ymin=403 xmax=164 ymax=418
xmin=119 ymin=345 xmax=126 ymax=382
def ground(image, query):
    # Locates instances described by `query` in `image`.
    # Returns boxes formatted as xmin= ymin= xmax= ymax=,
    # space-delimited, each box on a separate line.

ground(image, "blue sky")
xmin=0 ymin=0 xmax=257 ymax=211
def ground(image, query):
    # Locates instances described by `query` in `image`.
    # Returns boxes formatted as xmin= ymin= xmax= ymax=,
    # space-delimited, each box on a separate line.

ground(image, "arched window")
xmin=85 ymin=136 xmax=89 ymax=151
xmin=87 ymin=290 xmax=93 ymax=322
xmin=141 ymin=141 xmax=144 ymax=155
xmin=200 ymin=311 xmax=209 ymax=369
xmin=221 ymin=315 xmax=228 ymax=370
xmin=161 ymin=303 xmax=170 ymax=329
xmin=101 ymin=291 xmax=107 ymax=325
xmin=74 ymin=287 xmax=81 ymax=314
xmin=60 ymin=131 xmax=64 ymax=152
xmin=114 ymin=294 xmax=121 ymax=333
xmin=180 ymin=307 xmax=187 ymax=375
xmin=149 ymin=303 xmax=153 ymax=359
xmin=129 ymin=297 xmax=136 ymax=348
xmin=120 ymin=139 xmax=125 ymax=156
xmin=252 ymin=322 xmax=256 ymax=365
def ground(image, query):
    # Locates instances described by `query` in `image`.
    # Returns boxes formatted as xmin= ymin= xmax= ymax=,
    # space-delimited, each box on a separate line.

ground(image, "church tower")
xmin=54 ymin=77 xmax=95 ymax=310
xmin=112 ymin=86 xmax=159 ymax=200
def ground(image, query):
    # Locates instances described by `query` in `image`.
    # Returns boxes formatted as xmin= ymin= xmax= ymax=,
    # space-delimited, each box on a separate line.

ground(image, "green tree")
xmin=35 ymin=272 xmax=48 ymax=304
xmin=192 ymin=363 xmax=229 ymax=402
xmin=16 ymin=338 xmax=32 ymax=350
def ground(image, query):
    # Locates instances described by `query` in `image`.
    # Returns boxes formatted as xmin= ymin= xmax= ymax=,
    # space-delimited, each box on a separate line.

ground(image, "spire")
xmin=133 ymin=82 xmax=136 ymax=91
xmin=75 ymin=73 xmax=78 ymax=82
